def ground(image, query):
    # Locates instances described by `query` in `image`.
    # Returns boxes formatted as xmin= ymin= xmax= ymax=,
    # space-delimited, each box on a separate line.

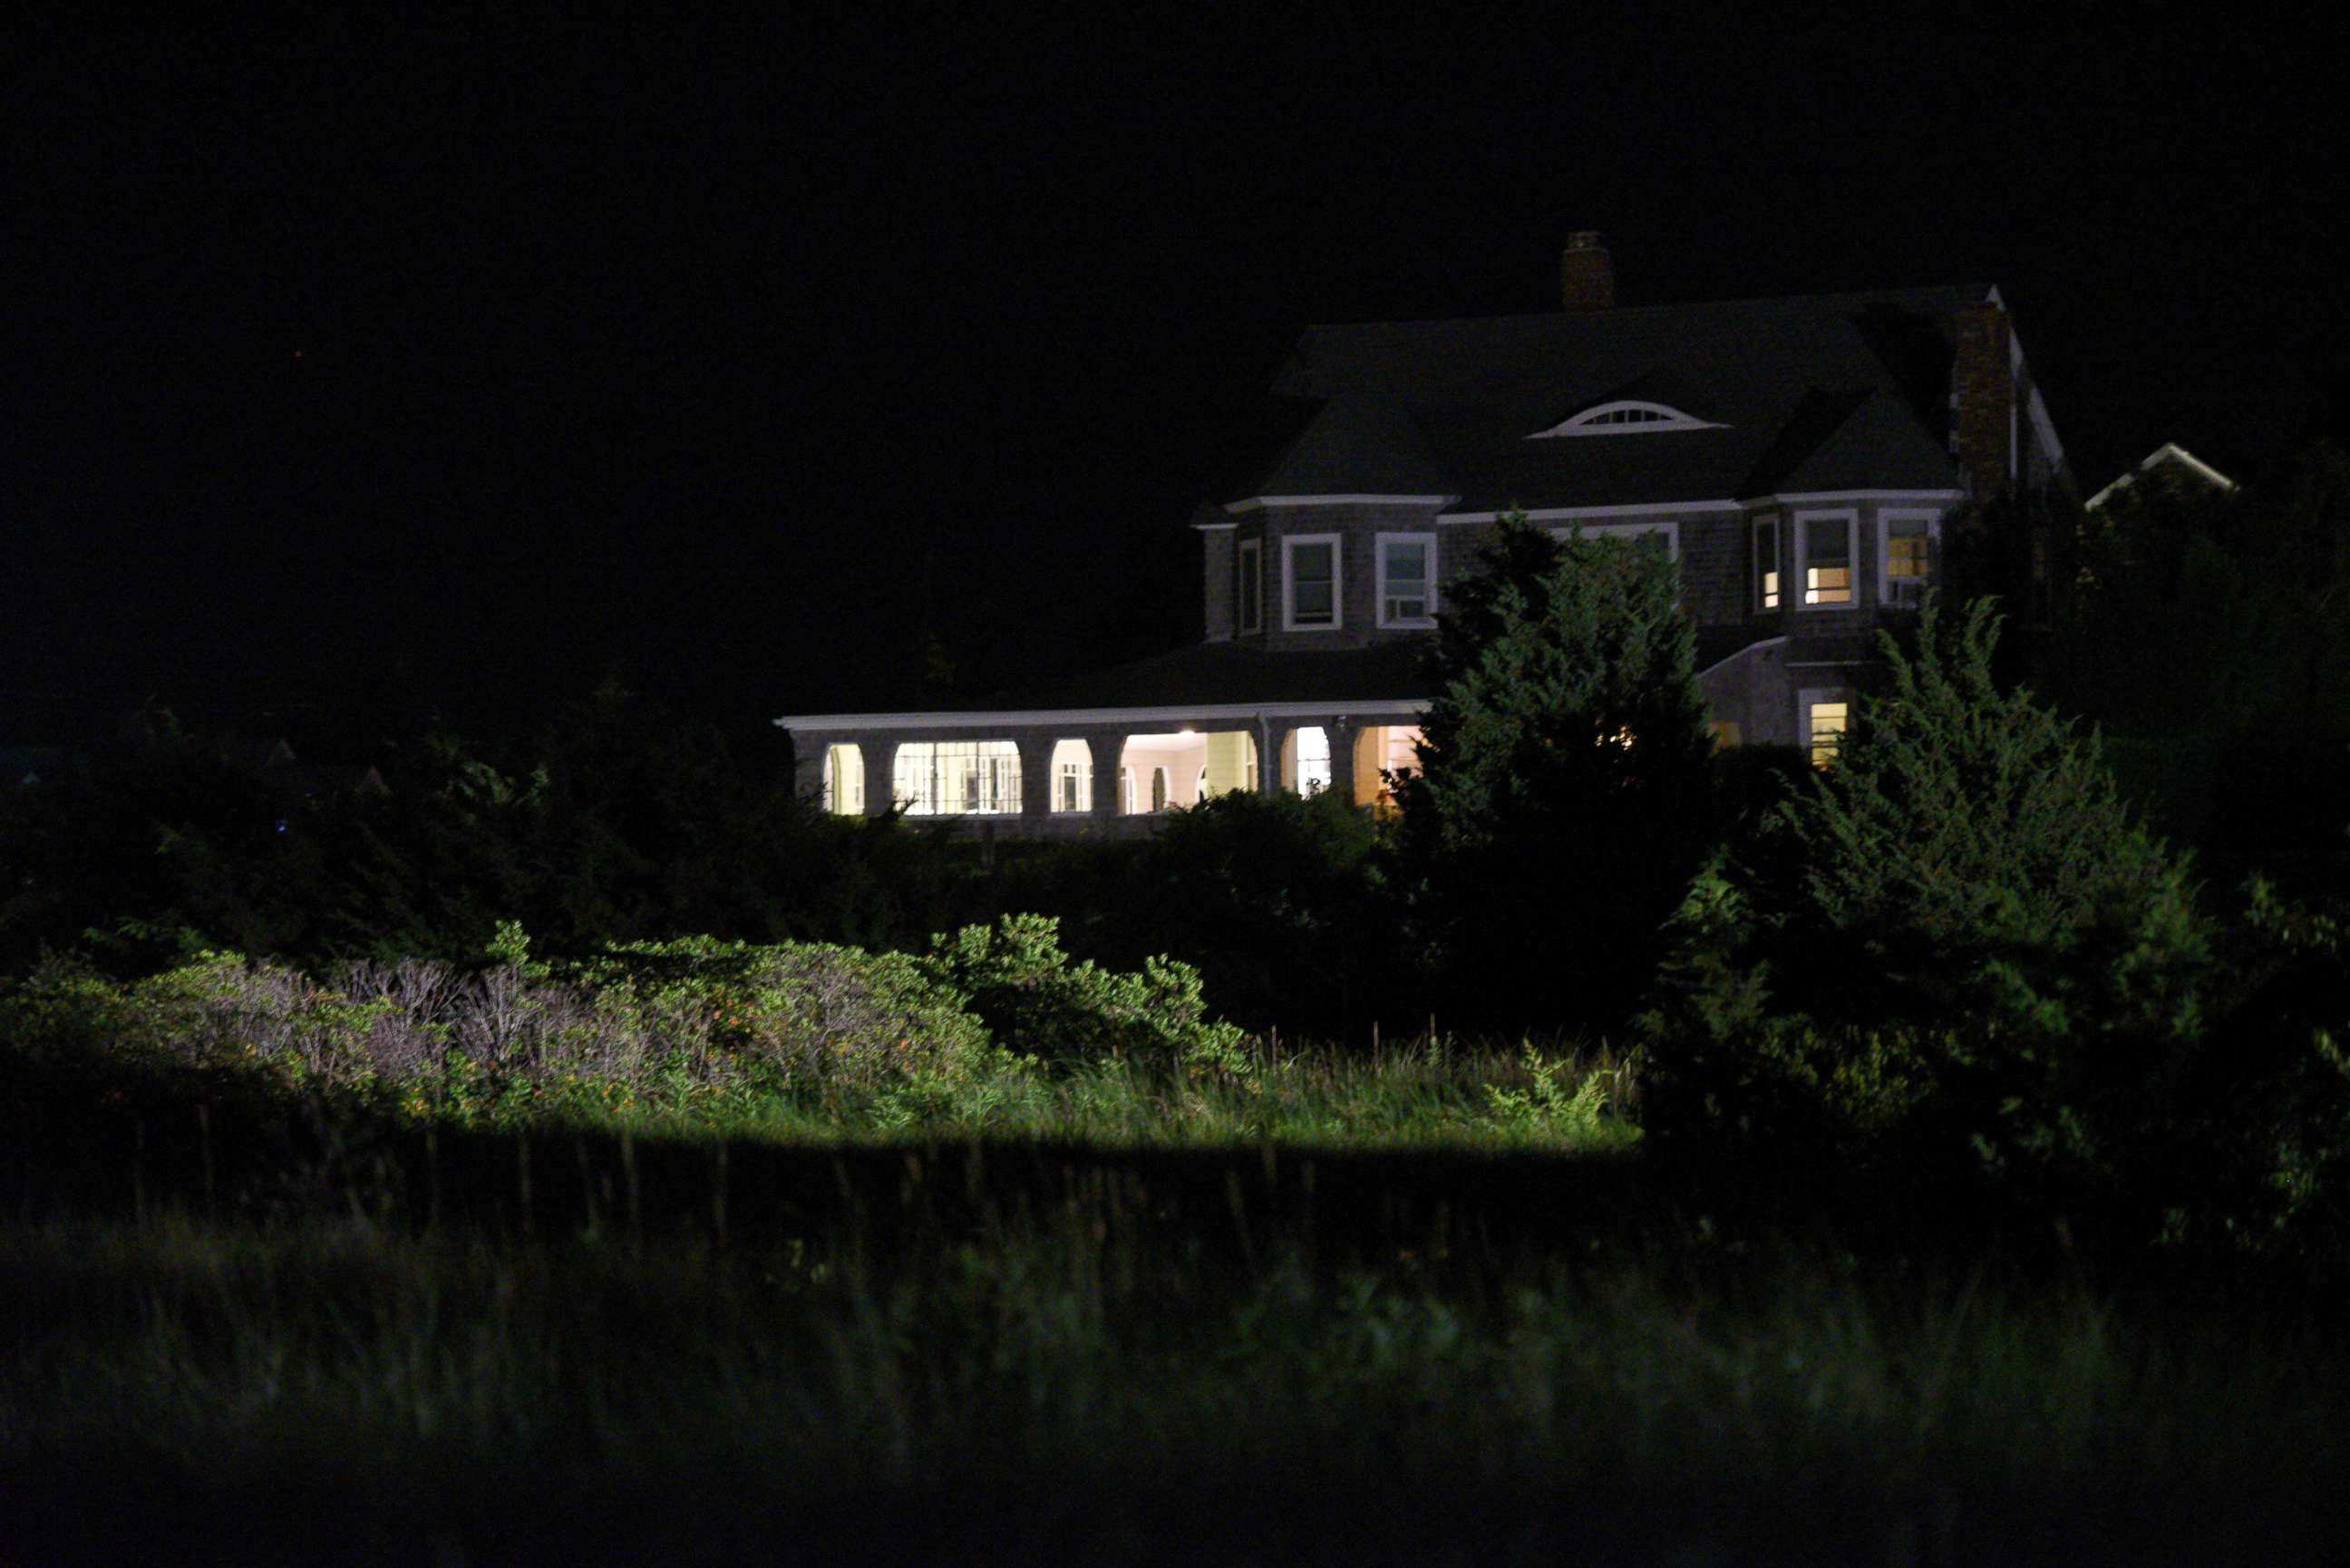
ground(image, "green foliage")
xmin=0 ymin=688 xmax=972 ymax=975
xmin=1397 ymin=513 xmax=1716 ymax=1028
xmin=1781 ymin=596 xmax=2209 ymax=1045
xmin=1643 ymin=598 xmax=2214 ymax=1205
xmin=921 ymin=914 xmax=1252 ymax=1079
xmin=1480 ymin=1041 xmax=1620 ymax=1141
xmin=2159 ymin=880 xmax=2350 ymax=1252
xmin=567 ymin=933 xmax=999 ymax=1105
xmin=2044 ymin=440 xmax=2350 ymax=892
xmin=1128 ymin=788 xmax=1401 ymax=1034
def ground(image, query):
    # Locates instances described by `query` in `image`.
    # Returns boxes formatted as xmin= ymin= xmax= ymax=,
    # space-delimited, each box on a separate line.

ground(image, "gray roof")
xmin=789 ymin=642 xmax=1433 ymax=724
xmin=1247 ymin=286 xmax=1989 ymax=509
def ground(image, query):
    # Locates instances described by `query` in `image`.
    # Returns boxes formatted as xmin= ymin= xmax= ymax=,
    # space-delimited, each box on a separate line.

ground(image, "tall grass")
xmin=601 ymin=1035 xmax=1640 ymax=1151
xmin=5 ymin=1201 xmax=2344 ymax=1565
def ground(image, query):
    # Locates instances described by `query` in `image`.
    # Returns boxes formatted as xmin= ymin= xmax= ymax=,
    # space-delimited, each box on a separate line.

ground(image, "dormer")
xmin=1527 ymin=400 xmax=1724 ymax=439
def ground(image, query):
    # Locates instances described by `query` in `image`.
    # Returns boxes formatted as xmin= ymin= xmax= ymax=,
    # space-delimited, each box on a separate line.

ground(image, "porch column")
xmin=1015 ymin=730 xmax=1055 ymax=823
xmin=1086 ymin=733 xmax=1122 ymax=818
xmin=1258 ymin=718 xmax=1287 ymax=795
xmin=791 ymin=734 xmax=830 ymax=803
xmin=1325 ymin=716 xmax=1362 ymax=808
xmin=861 ymin=738 xmax=899 ymax=818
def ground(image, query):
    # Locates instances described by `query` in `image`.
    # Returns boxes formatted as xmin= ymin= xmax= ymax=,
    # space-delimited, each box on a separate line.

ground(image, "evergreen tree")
xmin=1396 ymin=513 xmax=1715 ymax=1029
xmin=1644 ymin=596 xmax=2213 ymax=1205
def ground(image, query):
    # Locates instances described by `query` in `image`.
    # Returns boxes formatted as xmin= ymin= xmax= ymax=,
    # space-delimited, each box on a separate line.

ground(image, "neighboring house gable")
xmin=2085 ymin=442 xmax=2238 ymax=512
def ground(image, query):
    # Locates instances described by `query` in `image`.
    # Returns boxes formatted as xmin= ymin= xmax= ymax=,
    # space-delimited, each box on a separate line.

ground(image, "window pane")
xmin=1808 ymin=702 xmax=1849 ymax=769
xmin=1804 ymin=520 xmax=1853 ymax=605
xmin=1291 ymin=541 xmax=1336 ymax=623
xmin=1886 ymin=519 xmax=1929 ymax=581
xmin=891 ymin=740 xmax=1021 ymax=815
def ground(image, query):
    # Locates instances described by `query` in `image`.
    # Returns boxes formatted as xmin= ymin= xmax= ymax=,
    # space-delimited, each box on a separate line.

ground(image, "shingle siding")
xmin=1251 ymin=502 xmax=1449 ymax=653
xmin=1201 ymin=528 xmax=1237 ymax=642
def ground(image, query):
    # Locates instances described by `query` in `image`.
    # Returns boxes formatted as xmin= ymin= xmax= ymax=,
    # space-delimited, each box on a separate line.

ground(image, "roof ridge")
xmin=1306 ymin=282 xmax=1996 ymax=333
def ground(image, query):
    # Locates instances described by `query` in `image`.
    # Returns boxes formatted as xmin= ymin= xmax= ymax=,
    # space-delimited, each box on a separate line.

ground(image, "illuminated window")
xmin=1237 ymin=538 xmax=1263 ymax=634
xmin=892 ymin=740 xmax=1022 ymax=816
xmin=1283 ymin=534 xmax=1341 ymax=630
xmin=1376 ymin=533 xmax=1437 ymax=626
xmin=1753 ymin=514 xmax=1782 ymax=610
xmin=1880 ymin=511 xmax=1934 ymax=606
xmin=1049 ymin=739 xmax=1092 ymax=814
xmin=820 ymin=744 xmax=865 ymax=816
xmin=1708 ymin=720 xmax=1742 ymax=750
xmin=1285 ymin=725 xmax=1333 ymax=795
xmin=1119 ymin=730 xmax=1258 ymax=814
xmin=1796 ymin=511 xmax=1857 ymax=606
xmin=1352 ymin=724 xmax=1424 ymax=818
xmin=1807 ymin=701 xmax=1849 ymax=769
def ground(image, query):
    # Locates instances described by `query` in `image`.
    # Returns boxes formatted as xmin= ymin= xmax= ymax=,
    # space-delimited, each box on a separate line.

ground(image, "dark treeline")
xmin=5 ymin=444 xmax=2347 ymax=1028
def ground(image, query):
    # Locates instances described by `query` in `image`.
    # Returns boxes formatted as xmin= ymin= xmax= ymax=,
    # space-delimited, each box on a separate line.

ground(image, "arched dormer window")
xmin=1527 ymin=401 xmax=1724 ymax=439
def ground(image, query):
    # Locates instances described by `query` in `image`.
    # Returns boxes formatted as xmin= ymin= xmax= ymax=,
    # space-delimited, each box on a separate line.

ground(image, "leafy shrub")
xmin=0 ymin=930 xmax=1019 ymax=1128
xmin=565 ymin=934 xmax=996 ymax=1100
xmin=1641 ymin=600 xmax=2214 ymax=1209
xmin=921 ymin=914 xmax=1252 ymax=1078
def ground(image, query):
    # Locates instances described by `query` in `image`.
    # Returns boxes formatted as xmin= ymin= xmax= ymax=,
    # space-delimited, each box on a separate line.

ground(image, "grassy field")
xmin=5 ymin=1047 xmax=2348 ymax=1564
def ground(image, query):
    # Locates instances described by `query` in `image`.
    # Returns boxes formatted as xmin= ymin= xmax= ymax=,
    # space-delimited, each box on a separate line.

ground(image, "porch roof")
xmin=778 ymin=641 xmax=1432 ymax=732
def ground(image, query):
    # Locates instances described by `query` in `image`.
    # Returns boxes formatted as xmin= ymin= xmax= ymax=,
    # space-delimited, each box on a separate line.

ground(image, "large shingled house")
xmin=780 ymin=236 xmax=2075 ymax=835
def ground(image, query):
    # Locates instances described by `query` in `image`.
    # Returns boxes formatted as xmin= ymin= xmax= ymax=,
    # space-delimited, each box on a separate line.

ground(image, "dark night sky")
xmin=10 ymin=14 xmax=2348 ymax=752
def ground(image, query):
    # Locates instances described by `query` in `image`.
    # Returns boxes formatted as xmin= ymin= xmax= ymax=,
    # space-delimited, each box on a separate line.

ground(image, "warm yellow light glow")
xmin=1808 ymin=702 xmax=1849 ymax=769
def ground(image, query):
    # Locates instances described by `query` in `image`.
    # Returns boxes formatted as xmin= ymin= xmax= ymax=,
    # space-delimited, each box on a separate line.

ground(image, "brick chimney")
xmin=1559 ymin=232 xmax=1614 ymax=313
xmin=1949 ymin=300 xmax=2015 ymax=504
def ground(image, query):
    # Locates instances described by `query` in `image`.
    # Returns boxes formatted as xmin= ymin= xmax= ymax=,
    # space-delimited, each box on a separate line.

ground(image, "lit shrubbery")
xmin=0 ymin=915 xmax=1252 ymax=1131
xmin=922 ymin=913 xmax=1252 ymax=1078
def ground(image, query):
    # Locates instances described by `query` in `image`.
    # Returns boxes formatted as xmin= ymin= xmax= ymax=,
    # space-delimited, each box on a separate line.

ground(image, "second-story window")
xmin=1753 ymin=514 xmax=1782 ymax=610
xmin=1796 ymin=511 xmax=1857 ymax=607
xmin=1283 ymin=534 xmax=1341 ymax=631
xmin=1376 ymin=533 xmax=1436 ymax=627
xmin=1237 ymin=538 xmax=1263 ymax=634
xmin=1880 ymin=511 xmax=1933 ymax=607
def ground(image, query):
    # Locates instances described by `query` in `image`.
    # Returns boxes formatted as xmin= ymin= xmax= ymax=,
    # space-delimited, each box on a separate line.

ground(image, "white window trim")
xmin=1528 ymin=400 xmax=1725 ymax=439
xmin=1237 ymin=537 xmax=1263 ymax=634
xmin=1792 ymin=508 xmax=1860 ymax=611
xmin=1281 ymin=532 xmax=1344 ymax=633
xmin=1876 ymin=508 xmax=1940 ymax=607
xmin=1753 ymin=513 xmax=1782 ymax=612
xmin=1374 ymin=531 xmax=1439 ymax=628
xmin=1548 ymin=520 xmax=1682 ymax=560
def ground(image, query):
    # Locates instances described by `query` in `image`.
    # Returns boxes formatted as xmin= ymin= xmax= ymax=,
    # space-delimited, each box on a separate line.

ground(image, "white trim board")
xmin=1695 ymin=635 xmax=1788 ymax=682
xmin=1437 ymin=489 xmax=1962 ymax=525
xmin=778 ymin=700 xmax=1432 ymax=733
xmin=1223 ymin=494 xmax=1456 ymax=514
